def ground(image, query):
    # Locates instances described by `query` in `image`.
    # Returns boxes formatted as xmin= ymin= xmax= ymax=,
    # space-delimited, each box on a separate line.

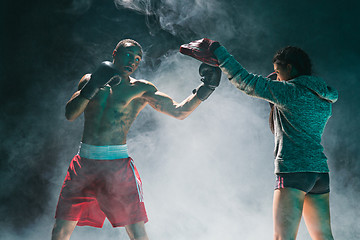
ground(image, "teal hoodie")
xmin=214 ymin=46 xmax=338 ymax=173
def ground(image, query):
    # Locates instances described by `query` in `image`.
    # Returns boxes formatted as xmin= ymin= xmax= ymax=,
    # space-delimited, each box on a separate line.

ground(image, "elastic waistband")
xmin=78 ymin=142 xmax=129 ymax=160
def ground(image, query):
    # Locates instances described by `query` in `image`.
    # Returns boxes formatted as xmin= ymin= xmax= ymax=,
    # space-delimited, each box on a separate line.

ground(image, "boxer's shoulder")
xmin=131 ymin=78 xmax=157 ymax=93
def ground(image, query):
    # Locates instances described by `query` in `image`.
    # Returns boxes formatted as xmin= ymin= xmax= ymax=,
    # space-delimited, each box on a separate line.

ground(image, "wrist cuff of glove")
xmin=80 ymin=83 xmax=100 ymax=100
xmin=193 ymin=84 xmax=215 ymax=101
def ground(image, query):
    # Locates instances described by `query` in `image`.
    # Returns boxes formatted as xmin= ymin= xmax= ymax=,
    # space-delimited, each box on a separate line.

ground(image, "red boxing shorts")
xmin=55 ymin=153 xmax=148 ymax=228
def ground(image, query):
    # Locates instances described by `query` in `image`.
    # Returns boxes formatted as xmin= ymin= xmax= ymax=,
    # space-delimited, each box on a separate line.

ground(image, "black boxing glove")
xmin=193 ymin=63 xmax=222 ymax=101
xmin=180 ymin=38 xmax=221 ymax=67
xmin=80 ymin=61 xmax=121 ymax=100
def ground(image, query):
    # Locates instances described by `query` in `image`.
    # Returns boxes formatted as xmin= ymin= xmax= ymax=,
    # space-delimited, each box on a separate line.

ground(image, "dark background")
xmin=1 ymin=0 xmax=359 ymax=239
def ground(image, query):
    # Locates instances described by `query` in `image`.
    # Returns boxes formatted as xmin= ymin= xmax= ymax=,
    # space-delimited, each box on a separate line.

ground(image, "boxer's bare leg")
xmin=51 ymin=219 xmax=78 ymax=240
xmin=125 ymin=221 xmax=149 ymax=240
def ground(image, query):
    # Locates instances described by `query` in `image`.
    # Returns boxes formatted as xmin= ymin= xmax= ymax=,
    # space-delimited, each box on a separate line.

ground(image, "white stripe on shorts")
xmin=78 ymin=142 xmax=129 ymax=160
xmin=130 ymin=159 xmax=144 ymax=202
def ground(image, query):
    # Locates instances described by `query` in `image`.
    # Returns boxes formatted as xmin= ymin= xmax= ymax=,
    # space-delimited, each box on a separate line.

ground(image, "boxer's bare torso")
xmin=65 ymin=43 xmax=201 ymax=146
xmin=81 ymin=75 xmax=164 ymax=145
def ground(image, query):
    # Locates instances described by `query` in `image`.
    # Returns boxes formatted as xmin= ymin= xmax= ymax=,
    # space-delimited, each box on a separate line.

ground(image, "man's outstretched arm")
xmin=142 ymin=63 xmax=221 ymax=120
xmin=142 ymin=88 xmax=201 ymax=120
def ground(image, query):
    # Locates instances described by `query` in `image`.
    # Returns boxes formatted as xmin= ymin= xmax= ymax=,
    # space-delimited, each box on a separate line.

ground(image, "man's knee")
xmin=51 ymin=219 xmax=77 ymax=240
xmin=133 ymin=229 xmax=147 ymax=240
xmin=125 ymin=221 xmax=148 ymax=240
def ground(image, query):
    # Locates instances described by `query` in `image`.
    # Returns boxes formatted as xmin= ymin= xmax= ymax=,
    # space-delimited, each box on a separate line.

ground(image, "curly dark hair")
xmin=269 ymin=46 xmax=313 ymax=133
xmin=272 ymin=46 xmax=312 ymax=77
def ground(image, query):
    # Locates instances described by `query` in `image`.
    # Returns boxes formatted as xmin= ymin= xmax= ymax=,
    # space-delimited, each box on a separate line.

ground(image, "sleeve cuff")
xmin=213 ymin=46 xmax=247 ymax=80
xmin=213 ymin=46 xmax=231 ymax=63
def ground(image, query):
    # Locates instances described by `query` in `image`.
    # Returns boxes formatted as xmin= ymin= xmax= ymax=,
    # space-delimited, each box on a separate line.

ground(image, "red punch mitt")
xmin=179 ymin=38 xmax=220 ymax=67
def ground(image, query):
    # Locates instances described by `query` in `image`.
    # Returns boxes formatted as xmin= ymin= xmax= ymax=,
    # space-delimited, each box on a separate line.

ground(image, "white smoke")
xmin=114 ymin=0 xmax=243 ymax=41
xmin=3 ymin=0 xmax=358 ymax=239
xmin=127 ymin=52 xmax=276 ymax=239
xmin=62 ymin=0 xmax=94 ymax=14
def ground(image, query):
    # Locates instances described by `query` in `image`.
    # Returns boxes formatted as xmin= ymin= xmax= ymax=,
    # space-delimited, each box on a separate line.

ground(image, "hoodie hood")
xmin=290 ymin=76 xmax=338 ymax=103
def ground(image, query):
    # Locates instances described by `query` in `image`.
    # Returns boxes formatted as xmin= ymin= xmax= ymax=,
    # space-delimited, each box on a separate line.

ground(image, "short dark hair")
xmin=272 ymin=46 xmax=312 ymax=76
xmin=113 ymin=39 xmax=143 ymax=58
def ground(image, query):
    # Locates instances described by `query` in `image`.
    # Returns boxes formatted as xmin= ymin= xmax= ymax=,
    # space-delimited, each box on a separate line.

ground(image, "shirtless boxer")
xmin=51 ymin=39 xmax=221 ymax=240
